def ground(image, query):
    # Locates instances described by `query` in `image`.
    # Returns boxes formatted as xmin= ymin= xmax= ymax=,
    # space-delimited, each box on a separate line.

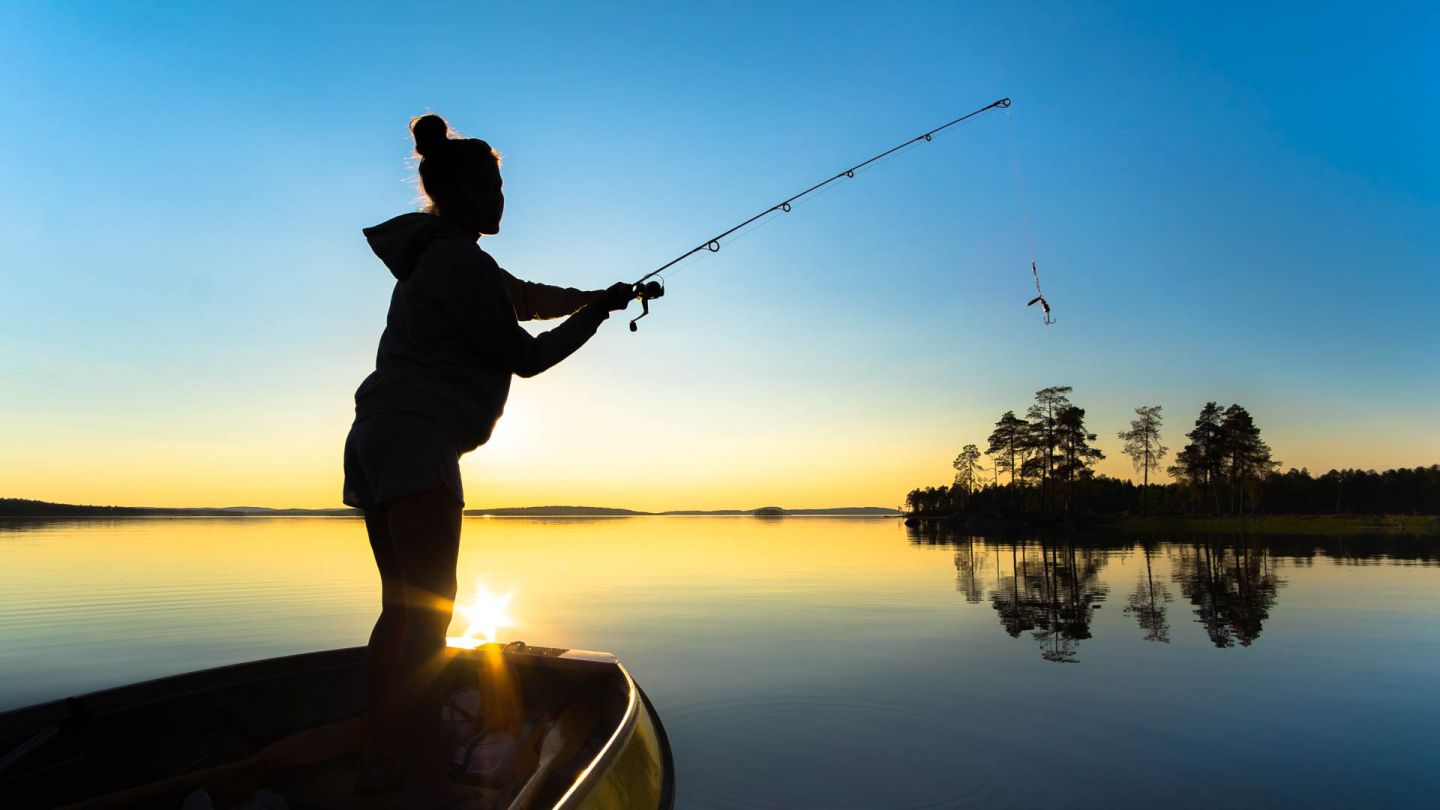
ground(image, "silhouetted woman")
xmin=343 ymin=113 xmax=632 ymax=804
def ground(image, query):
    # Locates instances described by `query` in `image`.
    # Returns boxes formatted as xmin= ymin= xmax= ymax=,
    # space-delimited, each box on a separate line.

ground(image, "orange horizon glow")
xmin=5 ymin=365 xmax=1436 ymax=513
xmin=5 ymin=422 xmax=1436 ymax=513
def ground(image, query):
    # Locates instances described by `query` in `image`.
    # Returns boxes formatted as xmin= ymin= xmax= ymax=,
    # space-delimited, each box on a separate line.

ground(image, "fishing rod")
xmin=627 ymin=97 xmax=1015 ymax=332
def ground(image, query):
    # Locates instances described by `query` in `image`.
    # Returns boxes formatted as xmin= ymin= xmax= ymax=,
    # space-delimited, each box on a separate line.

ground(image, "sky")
xmin=1 ymin=1 xmax=1437 ymax=510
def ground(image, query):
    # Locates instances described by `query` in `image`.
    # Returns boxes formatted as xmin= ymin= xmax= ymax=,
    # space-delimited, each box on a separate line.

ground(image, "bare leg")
xmin=371 ymin=486 xmax=480 ymax=806
xmin=359 ymin=504 xmax=408 ymax=792
xmin=365 ymin=505 xmax=406 ymax=725
xmin=386 ymin=486 xmax=463 ymax=712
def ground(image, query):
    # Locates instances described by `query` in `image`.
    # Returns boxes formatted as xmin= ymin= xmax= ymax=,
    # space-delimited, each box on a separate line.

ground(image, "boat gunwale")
xmin=639 ymin=684 xmax=676 ymax=810
xmin=1 ymin=646 xmax=673 ymax=809
xmin=0 ymin=648 xmax=361 ymax=741
xmin=551 ymin=662 xmax=640 ymax=809
xmin=550 ymin=663 xmax=675 ymax=810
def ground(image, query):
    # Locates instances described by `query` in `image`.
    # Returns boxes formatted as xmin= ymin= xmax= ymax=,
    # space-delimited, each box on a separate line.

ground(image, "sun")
xmin=446 ymin=583 xmax=518 ymax=648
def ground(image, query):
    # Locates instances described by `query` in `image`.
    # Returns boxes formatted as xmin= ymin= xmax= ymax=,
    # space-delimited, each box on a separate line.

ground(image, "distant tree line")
xmin=1262 ymin=466 xmax=1440 ymax=515
xmin=904 ymin=387 xmax=1439 ymax=517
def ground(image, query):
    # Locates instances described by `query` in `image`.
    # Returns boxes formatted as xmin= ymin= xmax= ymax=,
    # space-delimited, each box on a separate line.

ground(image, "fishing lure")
xmin=1027 ymin=261 xmax=1054 ymax=326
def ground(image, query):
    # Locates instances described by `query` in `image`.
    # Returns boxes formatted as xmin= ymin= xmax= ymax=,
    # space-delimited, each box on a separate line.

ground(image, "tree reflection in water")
xmin=1123 ymin=543 xmax=1172 ymax=643
xmin=1172 ymin=538 xmax=1282 ymax=647
xmin=980 ymin=539 xmax=1109 ymax=663
xmin=952 ymin=537 xmax=990 ymax=604
xmin=913 ymin=521 xmax=1440 ymax=659
xmin=1033 ymin=542 xmax=1109 ymax=662
xmin=910 ymin=518 xmax=1370 ymax=660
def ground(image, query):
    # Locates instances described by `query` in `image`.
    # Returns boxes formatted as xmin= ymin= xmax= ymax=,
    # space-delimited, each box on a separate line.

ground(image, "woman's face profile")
xmin=473 ymin=165 xmax=504 ymax=235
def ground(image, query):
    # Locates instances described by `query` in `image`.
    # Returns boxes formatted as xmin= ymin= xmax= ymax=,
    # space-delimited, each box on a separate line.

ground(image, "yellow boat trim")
xmin=552 ymin=663 xmax=640 ymax=809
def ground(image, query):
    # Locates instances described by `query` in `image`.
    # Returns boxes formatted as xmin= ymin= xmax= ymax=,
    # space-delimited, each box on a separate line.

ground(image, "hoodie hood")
xmin=363 ymin=212 xmax=470 ymax=281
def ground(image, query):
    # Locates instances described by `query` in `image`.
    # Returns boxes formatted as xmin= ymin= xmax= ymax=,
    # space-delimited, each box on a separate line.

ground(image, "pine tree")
xmin=1118 ymin=405 xmax=1168 ymax=514
xmin=1025 ymin=386 xmax=1074 ymax=513
xmin=1219 ymin=404 xmax=1278 ymax=514
xmin=952 ymin=444 xmax=985 ymax=505
xmin=1054 ymin=406 xmax=1105 ymax=512
xmin=1169 ymin=402 xmax=1225 ymax=513
xmin=987 ymin=410 xmax=1028 ymax=501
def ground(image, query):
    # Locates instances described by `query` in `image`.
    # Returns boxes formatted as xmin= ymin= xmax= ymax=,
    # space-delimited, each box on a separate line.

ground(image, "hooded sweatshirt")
xmin=353 ymin=213 xmax=609 ymax=452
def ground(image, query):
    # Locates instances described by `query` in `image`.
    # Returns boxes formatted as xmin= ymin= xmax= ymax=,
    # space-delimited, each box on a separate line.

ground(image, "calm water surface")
xmin=3 ymin=516 xmax=1438 ymax=808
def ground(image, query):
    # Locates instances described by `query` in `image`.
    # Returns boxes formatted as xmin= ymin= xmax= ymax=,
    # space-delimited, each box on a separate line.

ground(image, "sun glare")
xmin=446 ymin=583 xmax=518 ymax=648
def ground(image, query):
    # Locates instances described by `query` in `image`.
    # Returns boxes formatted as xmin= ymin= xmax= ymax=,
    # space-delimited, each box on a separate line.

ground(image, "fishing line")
xmin=1006 ymin=107 xmax=1053 ymax=326
xmin=626 ymin=97 xmax=1014 ymax=331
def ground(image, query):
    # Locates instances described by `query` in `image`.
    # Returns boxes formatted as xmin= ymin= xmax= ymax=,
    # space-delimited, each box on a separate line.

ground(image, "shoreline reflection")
xmin=969 ymin=539 xmax=1109 ymax=663
xmin=921 ymin=522 xmax=1438 ymax=660
xmin=1173 ymin=539 xmax=1281 ymax=648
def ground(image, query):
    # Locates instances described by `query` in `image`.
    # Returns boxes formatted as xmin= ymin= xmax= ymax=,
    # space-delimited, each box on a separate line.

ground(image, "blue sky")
xmin=1 ymin=1 xmax=1436 ymax=508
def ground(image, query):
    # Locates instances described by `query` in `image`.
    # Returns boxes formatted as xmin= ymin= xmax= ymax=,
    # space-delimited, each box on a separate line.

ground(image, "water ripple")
xmin=668 ymin=691 xmax=1003 ymax=810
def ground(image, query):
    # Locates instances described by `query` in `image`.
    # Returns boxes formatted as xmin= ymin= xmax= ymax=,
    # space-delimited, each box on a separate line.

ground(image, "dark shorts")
xmin=342 ymin=412 xmax=464 ymax=509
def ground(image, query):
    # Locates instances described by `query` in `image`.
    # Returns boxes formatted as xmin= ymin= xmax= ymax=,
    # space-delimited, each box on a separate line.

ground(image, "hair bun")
xmin=411 ymin=114 xmax=450 ymax=158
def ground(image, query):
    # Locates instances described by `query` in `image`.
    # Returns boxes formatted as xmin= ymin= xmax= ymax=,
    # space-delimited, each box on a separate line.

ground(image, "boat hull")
xmin=0 ymin=645 xmax=674 ymax=809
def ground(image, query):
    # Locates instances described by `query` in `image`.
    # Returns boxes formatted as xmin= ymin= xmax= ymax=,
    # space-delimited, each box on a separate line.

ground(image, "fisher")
xmin=341 ymin=113 xmax=633 ymax=806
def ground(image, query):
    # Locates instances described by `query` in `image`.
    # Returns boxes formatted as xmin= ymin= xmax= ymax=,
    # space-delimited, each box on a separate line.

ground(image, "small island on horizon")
xmin=0 ymin=498 xmax=901 ymax=519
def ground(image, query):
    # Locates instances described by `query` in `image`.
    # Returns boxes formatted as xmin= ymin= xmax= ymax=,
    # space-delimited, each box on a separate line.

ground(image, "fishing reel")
xmin=628 ymin=279 xmax=665 ymax=332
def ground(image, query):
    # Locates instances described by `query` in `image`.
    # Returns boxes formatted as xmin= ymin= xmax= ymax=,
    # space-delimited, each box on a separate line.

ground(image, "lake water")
xmin=2 ymin=516 xmax=1438 ymax=808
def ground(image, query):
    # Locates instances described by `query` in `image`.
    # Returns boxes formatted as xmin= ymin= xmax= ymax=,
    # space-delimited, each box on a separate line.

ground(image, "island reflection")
xmin=919 ymin=522 xmax=1437 ymax=661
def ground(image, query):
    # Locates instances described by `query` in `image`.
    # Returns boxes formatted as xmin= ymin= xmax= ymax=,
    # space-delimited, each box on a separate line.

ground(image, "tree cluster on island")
xmin=905 ymin=386 xmax=1440 ymax=518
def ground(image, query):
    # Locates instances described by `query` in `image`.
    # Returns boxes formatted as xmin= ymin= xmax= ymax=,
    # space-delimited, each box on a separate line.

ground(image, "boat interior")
xmin=0 ymin=643 xmax=653 ymax=809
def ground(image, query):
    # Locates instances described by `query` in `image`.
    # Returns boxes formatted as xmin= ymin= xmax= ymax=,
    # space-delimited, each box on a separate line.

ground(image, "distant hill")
xmin=463 ymin=506 xmax=646 ymax=517
xmin=0 ymin=499 xmax=358 ymax=517
xmin=782 ymin=507 xmax=900 ymax=516
xmin=0 ymin=499 xmax=149 ymax=517
xmin=660 ymin=506 xmax=900 ymax=516
xmin=1 ymin=498 xmax=900 ymax=518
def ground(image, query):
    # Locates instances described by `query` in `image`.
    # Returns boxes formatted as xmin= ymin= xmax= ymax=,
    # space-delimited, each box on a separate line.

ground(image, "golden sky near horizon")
xmin=4 ymin=375 xmax=1436 ymax=511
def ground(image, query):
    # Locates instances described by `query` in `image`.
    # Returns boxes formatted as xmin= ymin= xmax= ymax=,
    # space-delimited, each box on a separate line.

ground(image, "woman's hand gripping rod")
xmin=625 ymin=98 xmax=1012 ymax=332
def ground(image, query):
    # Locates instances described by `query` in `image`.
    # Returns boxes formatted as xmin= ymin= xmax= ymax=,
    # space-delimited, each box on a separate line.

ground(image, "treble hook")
xmin=1028 ymin=261 xmax=1055 ymax=326
xmin=1026 ymin=294 xmax=1054 ymax=324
